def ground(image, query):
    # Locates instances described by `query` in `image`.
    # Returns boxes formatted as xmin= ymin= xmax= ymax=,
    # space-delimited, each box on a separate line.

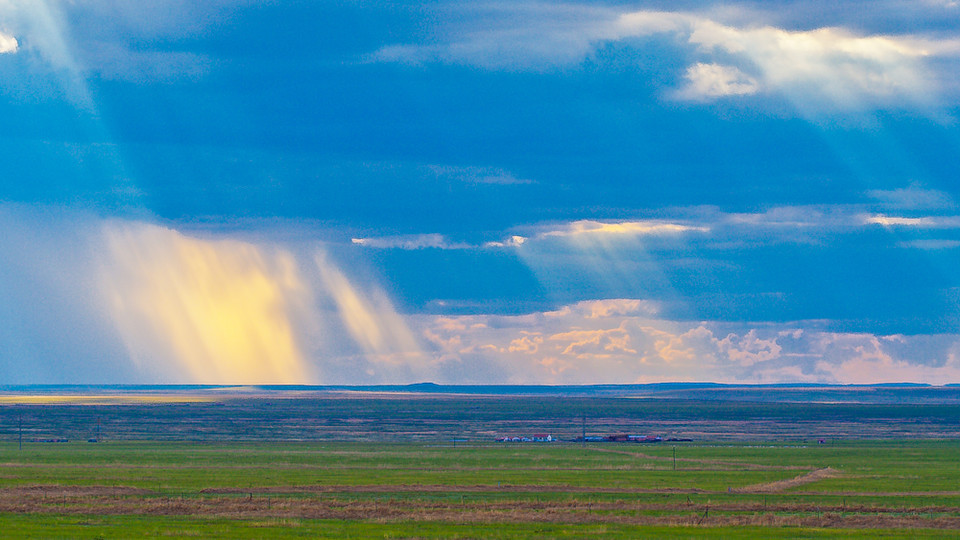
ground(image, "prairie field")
xmin=0 ymin=388 xmax=958 ymax=538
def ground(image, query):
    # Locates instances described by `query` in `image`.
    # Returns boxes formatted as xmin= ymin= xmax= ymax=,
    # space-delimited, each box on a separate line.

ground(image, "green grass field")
xmin=1 ymin=439 xmax=959 ymax=538
xmin=1 ymin=390 xmax=958 ymax=537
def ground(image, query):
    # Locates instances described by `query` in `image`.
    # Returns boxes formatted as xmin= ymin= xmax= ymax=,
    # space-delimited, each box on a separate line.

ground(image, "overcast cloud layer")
xmin=1 ymin=1 xmax=959 ymax=384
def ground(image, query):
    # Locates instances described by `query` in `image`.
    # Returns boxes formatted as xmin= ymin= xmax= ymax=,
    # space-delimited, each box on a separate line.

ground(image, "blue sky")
xmin=1 ymin=0 xmax=960 ymax=384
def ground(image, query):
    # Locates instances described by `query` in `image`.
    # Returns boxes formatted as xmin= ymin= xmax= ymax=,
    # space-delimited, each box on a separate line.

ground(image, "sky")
xmin=1 ymin=0 xmax=960 ymax=385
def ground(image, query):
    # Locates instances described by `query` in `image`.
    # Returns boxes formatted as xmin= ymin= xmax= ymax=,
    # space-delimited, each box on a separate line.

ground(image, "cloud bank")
xmin=415 ymin=300 xmax=960 ymax=384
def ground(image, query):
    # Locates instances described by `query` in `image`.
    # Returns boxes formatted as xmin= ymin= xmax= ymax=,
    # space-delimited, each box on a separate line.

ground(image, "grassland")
xmin=0 ymin=389 xmax=958 ymax=537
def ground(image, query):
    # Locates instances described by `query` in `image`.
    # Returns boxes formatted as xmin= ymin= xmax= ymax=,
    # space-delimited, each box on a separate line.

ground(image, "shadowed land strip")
xmin=197 ymin=484 xmax=713 ymax=495
xmin=0 ymin=492 xmax=958 ymax=529
xmin=0 ymin=462 xmax=673 ymax=472
xmin=1 ymin=486 xmax=153 ymax=496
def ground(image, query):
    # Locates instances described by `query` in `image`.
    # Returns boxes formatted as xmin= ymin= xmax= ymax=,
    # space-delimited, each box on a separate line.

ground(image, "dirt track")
xmin=734 ymin=467 xmax=840 ymax=493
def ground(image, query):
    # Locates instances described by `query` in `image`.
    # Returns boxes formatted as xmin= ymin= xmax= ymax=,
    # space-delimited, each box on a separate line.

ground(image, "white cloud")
xmin=0 ymin=31 xmax=17 ymax=53
xmin=374 ymin=7 xmax=960 ymax=110
xmin=865 ymin=215 xmax=936 ymax=226
xmin=537 ymin=219 xmax=707 ymax=239
xmin=718 ymin=330 xmax=782 ymax=366
xmin=485 ymin=235 xmax=527 ymax=248
xmin=352 ymin=233 xmax=465 ymax=250
xmin=703 ymin=205 xmax=960 ymax=246
xmin=864 ymin=214 xmax=960 ymax=227
xmin=684 ymin=21 xmax=950 ymax=107
xmin=727 ymin=206 xmax=838 ymax=228
xmin=678 ymin=62 xmax=759 ymax=99
xmin=613 ymin=10 xmax=689 ymax=36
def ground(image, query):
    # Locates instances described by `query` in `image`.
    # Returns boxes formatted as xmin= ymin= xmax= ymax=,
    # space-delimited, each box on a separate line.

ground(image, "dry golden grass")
xmin=0 ymin=488 xmax=958 ymax=530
